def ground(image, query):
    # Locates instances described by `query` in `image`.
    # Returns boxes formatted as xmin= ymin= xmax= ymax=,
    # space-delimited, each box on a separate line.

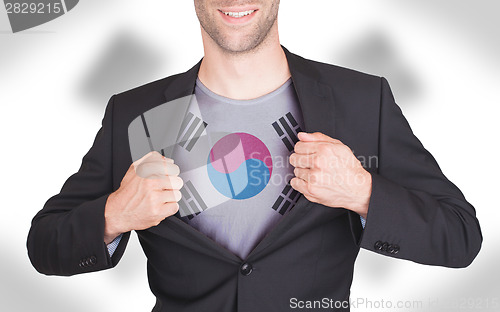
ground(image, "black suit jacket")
xmin=27 ymin=46 xmax=482 ymax=311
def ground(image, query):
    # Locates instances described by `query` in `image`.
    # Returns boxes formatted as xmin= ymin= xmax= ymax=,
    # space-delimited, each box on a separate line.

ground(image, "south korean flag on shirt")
xmin=128 ymin=94 xmax=303 ymax=221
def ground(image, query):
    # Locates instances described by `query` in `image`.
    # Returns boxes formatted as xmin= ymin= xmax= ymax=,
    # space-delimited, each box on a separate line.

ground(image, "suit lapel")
xmin=163 ymin=59 xmax=202 ymax=102
xmin=247 ymin=47 xmax=337 ymax=258
xmin=283 ymin=46 xmax=336 ymax=137
xmin=156 ymin=46 xmax=338 ymax=261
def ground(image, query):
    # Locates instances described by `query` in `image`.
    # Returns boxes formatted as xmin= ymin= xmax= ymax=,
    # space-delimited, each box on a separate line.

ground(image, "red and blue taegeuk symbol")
xmin=207 ymin=133 xmax=272 ymax=200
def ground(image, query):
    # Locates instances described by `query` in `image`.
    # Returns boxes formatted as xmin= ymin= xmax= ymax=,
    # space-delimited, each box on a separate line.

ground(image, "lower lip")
xmin=218 ymin=10 xmax=258 ymax=24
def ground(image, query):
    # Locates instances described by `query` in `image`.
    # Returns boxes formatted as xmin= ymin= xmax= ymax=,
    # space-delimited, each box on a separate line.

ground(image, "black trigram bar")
xmin=272 ymin=112 xmax=303 ymax=151
xmin=177 ymin=112 xmax=208 ymax=152
xmin=178 ymin=180 xmax=208 ymax=219
xmin=272 ymin=182 xmax=301 ymax=215
xmin=140 ymin=113 xmax=155 ymax=151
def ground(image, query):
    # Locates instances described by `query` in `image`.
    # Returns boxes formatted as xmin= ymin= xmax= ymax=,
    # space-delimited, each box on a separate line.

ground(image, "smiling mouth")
xmin=219 ymin=9 xmax=257 ymax=18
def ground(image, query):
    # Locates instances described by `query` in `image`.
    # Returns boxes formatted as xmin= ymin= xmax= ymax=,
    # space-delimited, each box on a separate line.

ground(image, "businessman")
xmin=27 ymin=1 xmax=482 ymax=311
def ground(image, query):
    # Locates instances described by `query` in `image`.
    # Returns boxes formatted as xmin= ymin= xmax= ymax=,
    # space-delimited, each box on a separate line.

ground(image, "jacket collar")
xmin=163 ymin=45 xmax=336 ymax=138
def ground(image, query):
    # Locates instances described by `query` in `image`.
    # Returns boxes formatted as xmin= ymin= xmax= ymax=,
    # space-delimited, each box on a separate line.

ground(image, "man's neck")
xmin=198 ymin=31 xmax=291 ymax=100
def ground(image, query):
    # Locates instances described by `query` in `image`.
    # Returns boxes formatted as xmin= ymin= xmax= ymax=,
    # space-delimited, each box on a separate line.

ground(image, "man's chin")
xmin=216 ymin=36 xmax=266 ymax=55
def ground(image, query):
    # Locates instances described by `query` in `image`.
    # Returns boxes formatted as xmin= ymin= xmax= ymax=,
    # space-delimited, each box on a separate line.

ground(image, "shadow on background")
xmin=80 ymin=31 xmax=166 ymax=106
xmin=333 ymin=31 xmax=420 ymax=106
xmin=393 ymin=0 xmax=500 ymax=70
xmin=1 ymin=250 xmax=95 ymax=312
xmin=426 ymin=252 xmax=500 ymax=312
xmin=355 ymin=249 xmax=400 ymax=282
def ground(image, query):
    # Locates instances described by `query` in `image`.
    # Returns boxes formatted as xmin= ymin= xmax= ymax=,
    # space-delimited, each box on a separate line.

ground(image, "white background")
xmin=1 ymin=1 xmax=498 ymax=311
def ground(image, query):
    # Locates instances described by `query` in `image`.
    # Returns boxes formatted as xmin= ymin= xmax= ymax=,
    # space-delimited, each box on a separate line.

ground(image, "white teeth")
xmin=222 ymin=10 xmax=255 ymax=18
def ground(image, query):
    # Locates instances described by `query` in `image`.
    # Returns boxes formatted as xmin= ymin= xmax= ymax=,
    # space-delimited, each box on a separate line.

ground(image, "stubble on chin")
xmin=195 ymin=1 xmax=280 ymax=55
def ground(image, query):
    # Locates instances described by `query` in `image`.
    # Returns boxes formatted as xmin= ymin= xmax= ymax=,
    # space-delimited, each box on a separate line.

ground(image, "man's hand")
xmin=289 ymin=132 xmax=372 ymax=219
xmin=103 ymin=151 xmax=183 ymax=244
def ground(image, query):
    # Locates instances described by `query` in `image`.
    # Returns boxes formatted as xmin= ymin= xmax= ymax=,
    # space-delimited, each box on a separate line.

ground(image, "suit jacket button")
xmin=80 ymin=258 xmax=88 ymax=267
xmin=393 ymin=245 xmax=400 ymax=254
xmin=381 ymin=242 xmax=389 ymax=252
xmin=374 ymin=241 xmax=383 ymax=250
xmin=89 ymin=256 xmax=97 ymax=266
xmin=387 ymin=244 xmax=395 ymax=254
xmin=240 ymin=263 xmax=253 ymax=276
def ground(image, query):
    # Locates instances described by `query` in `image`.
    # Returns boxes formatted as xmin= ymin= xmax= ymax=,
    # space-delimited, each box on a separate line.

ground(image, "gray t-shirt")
xmin=172 ymin=77 xmax=305 ymax=259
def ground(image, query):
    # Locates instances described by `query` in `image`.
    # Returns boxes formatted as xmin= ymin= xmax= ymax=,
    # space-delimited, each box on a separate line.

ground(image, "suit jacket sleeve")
xmin=27 ymin=95 xmax=130 ymax=276
xmin=352 ymin=77 xmax=482 ymax=268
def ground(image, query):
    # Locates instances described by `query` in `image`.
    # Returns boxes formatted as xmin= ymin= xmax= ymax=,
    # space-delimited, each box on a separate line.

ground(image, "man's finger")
xmin=165 ymin=163 xmax=180 ymax=176
xmin=134 ymin=151 xmax=160 ymax=166
xmin=294 ymin=141 xmax=316 ymax=154
xmin=294 ymin=140 xmax=336 ymax=155
xmin=297 ymin=132 xmax=342 ymax=144
xmin=149 ymin=175 xmax=183 ymax=191
xmin=162 ymin=176 xmax=184 ymax=190
xmin=290 ymin=177 xmax=318 ymax=201
xmin=293 ymin=167 xmax=311 ymax=181
xmin=158 ymin=189 xmax=182 ymax=203
xmin=136 ymin=162 xmax=180 ymax=179
xmin=289 ymin=153 xmax=316 ymax=168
